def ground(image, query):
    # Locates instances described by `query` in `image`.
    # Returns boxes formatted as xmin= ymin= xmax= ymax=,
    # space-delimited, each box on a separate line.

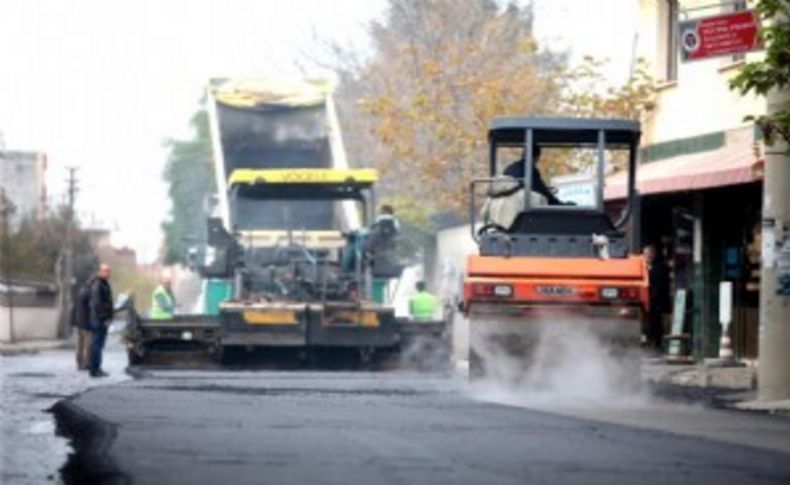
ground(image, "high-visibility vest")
xmin=409 ymin=291 xmax=439 ymax=321
xmin=150 ymin=285 xmax=174 ymax=320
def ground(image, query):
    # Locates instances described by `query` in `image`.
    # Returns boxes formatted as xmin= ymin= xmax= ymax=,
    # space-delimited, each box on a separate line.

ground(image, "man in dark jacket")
xmin=502 ymin=145 xmax=563 ymax=205
xmin=88 ymin=264 xmax=114 ymax=378
xmin=644 ymin=245 xmax=670 ymax=351
xmin=71 ymin=276 xmax=94 ymax=370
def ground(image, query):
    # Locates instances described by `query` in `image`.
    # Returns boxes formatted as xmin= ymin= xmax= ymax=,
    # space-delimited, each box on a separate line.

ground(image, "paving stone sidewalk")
xmin=643 ymin=360 xmax=790 ymax=416
xmin=0 ymin=338 xmax=74 ymax=356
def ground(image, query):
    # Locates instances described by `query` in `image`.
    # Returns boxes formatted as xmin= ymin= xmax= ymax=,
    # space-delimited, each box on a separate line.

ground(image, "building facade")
xmin=0 ymin=150 xmax=48 ymax=226
xmin=610 ymin=0 xmax=767 ymax=359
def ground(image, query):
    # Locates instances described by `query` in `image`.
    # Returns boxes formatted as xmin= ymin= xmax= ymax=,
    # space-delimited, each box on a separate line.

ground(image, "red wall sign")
xmin=679 ymin=10 xmax=762 ymax=62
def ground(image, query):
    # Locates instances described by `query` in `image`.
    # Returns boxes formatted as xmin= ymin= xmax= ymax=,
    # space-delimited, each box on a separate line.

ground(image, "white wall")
xmin=0 ymin=306 xmax=59 ymax=342
xmin=637 ymin=0 xmax=766 ymax=145
xmin=431 ymin=224 xmax=478 ymax=361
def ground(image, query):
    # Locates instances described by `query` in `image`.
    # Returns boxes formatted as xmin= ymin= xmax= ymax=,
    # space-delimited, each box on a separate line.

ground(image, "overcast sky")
xmin=0 ymin=0 xmax=636 ymax=263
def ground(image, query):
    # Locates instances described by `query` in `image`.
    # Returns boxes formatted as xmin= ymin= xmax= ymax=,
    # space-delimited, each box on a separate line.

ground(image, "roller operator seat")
xmin=480 ymin=176 xmax=547 ymax=231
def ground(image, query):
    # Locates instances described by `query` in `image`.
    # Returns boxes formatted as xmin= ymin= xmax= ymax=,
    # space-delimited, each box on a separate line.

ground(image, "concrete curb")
xmin=643 ymin=363 xmax=790 ymax=417
xmin=642 ymin=363 xmax=757 ymax=390
xmin=735 ymin=399 xmax=790 ymax=417
xmin=0 ymin=339 xmax=74 ymax=356
xmin=50 ymin=397 xmax=129 ymax=485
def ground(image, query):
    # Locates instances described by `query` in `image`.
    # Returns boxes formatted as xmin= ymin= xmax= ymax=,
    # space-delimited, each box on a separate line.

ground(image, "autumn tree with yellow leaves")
xmin=331 ymin=0 xmax=657 ymax=222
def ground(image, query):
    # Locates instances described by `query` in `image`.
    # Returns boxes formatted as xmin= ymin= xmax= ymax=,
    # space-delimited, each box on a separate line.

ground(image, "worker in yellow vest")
xmin=150 ymin=275 xmax=176 ymax=320
xmin=408 ymin=281 xmax=439 ymax=321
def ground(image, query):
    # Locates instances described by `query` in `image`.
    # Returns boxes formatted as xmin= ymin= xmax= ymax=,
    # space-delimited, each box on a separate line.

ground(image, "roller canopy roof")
xmin=489 ymin=117 xmax=641 ymax=146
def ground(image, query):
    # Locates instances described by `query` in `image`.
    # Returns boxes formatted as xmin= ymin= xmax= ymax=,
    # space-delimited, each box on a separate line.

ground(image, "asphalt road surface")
xmin=54 ymin=368 xmax=790 ymax=485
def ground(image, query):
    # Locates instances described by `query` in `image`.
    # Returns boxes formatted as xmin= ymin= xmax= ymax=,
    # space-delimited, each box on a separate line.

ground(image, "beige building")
xmin=637 ymin=0 xmax=765 ymax=143
xmin=0 ymin=280 xmax=59 ymax=343
xmin=0 ymin=150 xmax=48 ymax=226
xmin=608 ymin=0 xmax=767 ymax=360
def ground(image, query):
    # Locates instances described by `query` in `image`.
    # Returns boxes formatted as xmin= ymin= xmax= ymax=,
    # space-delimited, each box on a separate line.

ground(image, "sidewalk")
xmin=0 ymin=338 xmax=74 ymax=356
xmin=643 ymin=360 xmax=757 ymax=389
xmin=643 ymin=360 xmax=790 ymax=417
xmin=1 ymin=338 xmax=128 ymax=484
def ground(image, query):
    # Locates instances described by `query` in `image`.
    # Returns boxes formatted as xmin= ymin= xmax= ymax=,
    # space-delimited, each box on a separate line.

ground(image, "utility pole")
xmin=1 ymin=188 xmax=16 ymax=343
xmin=758 ymin=82 xmax=790 ymax=401
xmin=58 ymin=167 xmax=78 ymax=338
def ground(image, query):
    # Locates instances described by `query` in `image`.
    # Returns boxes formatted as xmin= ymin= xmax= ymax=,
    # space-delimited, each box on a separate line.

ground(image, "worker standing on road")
xmin=71 ymin=276 xmax=95 ymax=370
xmin=150 ymin=275 xmax=176 ymax=319
xmin=409 ymin=281 xmax=439 ymax=321
xmin=88 ymin=264 xmax=114 ymax=378
xmin=368 ymin=205 xmax=402 ymax=303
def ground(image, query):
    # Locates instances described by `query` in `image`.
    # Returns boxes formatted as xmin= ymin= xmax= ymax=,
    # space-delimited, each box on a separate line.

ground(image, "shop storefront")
xmin=607 ymin=127 xmax=764 ymax=360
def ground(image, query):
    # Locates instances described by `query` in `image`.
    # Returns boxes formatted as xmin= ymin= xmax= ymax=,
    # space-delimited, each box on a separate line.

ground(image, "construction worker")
xmin=373 ymin=205 xmax=401 ymax=234
xmin=150 ymin=275 xmax=175 ymax=319
xmin=409 ymin=281 xmax=439 ymax=321
xmin=367 ymin=205 xmax=403 ymax=303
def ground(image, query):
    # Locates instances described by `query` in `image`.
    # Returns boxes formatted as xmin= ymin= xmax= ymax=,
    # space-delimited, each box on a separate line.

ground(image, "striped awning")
xmin=606 ymin=129 xmax=763 ymax=200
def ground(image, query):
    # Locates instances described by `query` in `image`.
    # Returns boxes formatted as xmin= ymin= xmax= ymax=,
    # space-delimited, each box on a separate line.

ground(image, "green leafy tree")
xmin=558 ymin=56 xmax=657 ymax=174
xmin=161 ymin=108 xmax=215 ymax=264
xmin=730 ymin=0 xmax=790 ymax=147
xmin=0 ymin=208 xmax=97 ymax=283
xmin=103 ymin=253 xmax=158 ymax=312
xmin=562 ymin=57 xmax=657 ymax=126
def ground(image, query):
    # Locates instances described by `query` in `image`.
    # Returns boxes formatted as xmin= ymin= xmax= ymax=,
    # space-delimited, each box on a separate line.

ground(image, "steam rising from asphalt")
xmin=469 ymin=314 xmax=649 ymax=409
xmin=398 ymin=336 xmax=453 ymax=373
xmin=172 ymin=269 xmax=203 ymax=314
